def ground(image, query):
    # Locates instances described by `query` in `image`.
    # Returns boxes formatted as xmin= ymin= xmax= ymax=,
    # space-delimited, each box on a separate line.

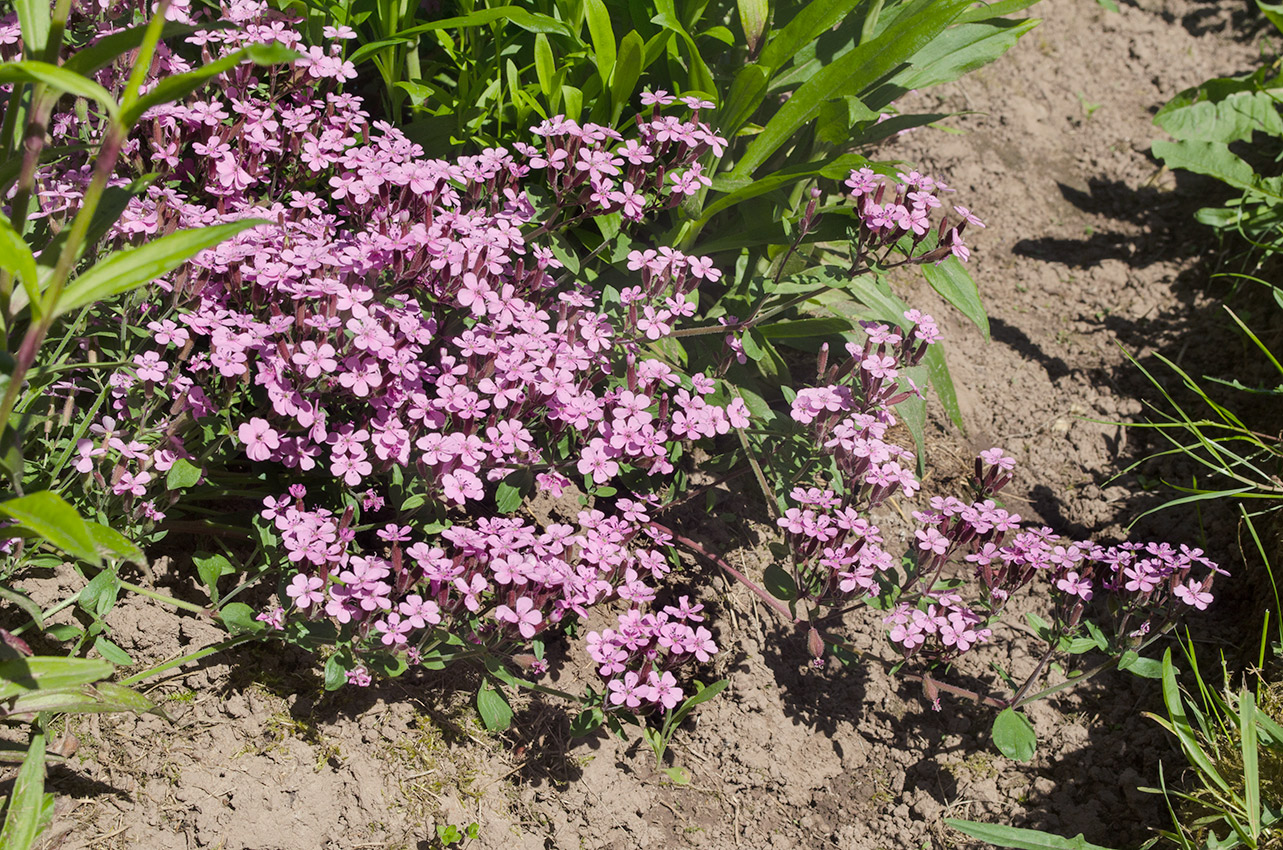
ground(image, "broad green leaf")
xmin=569 ymin=707 xmax=604 ymax=736
xmin=0 ymin=733 xmax=46 ymax=850
xmin=54 ymin=220 xmax=268 ymax=318
xmin=897 ymin=365 xmax=927 ymax=473
xmin=1152 ymin=140 xmax=1272 ymax=199
xmin=946 ymin=819 xmax=1121 ymax=850
xmin=584 ymin=0 xmax=616 ymax=82
xmin=992 ymin=707 xmax=1037 ymax=761
xmin=0 ymin=216 xmax=40 ymax=319
xmin=476 ymin=679 xmax=513 ymax=731
xmin=815 ymin=95 xmax=881 ymax=145
xmin=921 ymin=256 xmax=989 ymax=340
xmin=165 ymin=457 xmax=203 ymax=489
xmin=730 ymin=0 xmax=970 ymax=181
xmin=86 ymin=521 xmax=145 ymax=566
xmin=763 ymin=563 xmax=797 ymax=600
xmin=323 ymin=653 xmax=348 ymax=691
xmin=194 ymin=552 xmax=233 ymax=603
xmin=0 ymin=62 xmax=118 ymax=121
xmin=14 ymin=0 xmax=51 ymax=57
xmin=610 ymin=30 xmax=644 ymax=122
xmin=758 ymin=317 xmax=854 ymax=339
xmin=120 ymin=43 xmax=298 ymax=127
xmin=79 ymin=569 xmax=119 ymax=619
xmin=219 ymin=602 xmax=265 ymax=635
xmin=758 ymin=0 xmax=863 ymax=72
xmin=736 ymin=0 xmax=769 ymax=53
xmin=1116 ymin=650 xmax=1163 ymax=679
xmin=699 ymin=154 xmax=870 ymax=224
xmin=495 ymin=469 xmax=530 ymax=515
xmin=1257 ymin=0 xmax=1283 ymax=35
xmin=534 ymin=33 xmax=555 ymax=97
xmin=1154 ymin=70 xmax=1283 ymax=144
xmin=0 ymin=656 xmax=113 ymax=702
xmin=4 ymin=681 xmax=155 ymax=717
xmin=0 ymin=491 xmax=100 ymax=566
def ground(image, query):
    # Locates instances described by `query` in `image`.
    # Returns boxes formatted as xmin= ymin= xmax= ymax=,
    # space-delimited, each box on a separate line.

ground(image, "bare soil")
xmin=10 ymin=1 xmax=1278 ymax=848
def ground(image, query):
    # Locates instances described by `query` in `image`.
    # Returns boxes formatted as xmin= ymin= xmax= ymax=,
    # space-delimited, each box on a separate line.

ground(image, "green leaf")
xmin=0 ymin=62 xmax=118 ymax=121
xmin=92 ymin=635 xmax=133 ymax=666
xmin=730 ymin=0 xmax=970 ymax=180
xmin=946 ymin=819 xmax=1121 ymax=850
xmin=874 ymin=18 xmax=1039 ymax=98
xmin=323 ymin=653 xmax=348 ymax=691
xmin=218 ymin=602 xmax=264 ymax=636
xmin=763 ymin=563 xmax=797 ymax=601
xmin=0 ymin=586 xmax=41 ymax=629
xmin=610 ymin=30 xmax=644 ymax=123
xmin=0 ymin=216 xmax=41 ymax=319
xmin=534 ymin=33 xmax=555 ymax=98
xmin=1152 ymin=139 xmax=1272 ymax=199
xmin=758 ymin=0 xmax=863 ymax=73
xmin=51 ymin=220 xmax=268 ymax=318
xmin=1158 ymin=648 xmax=1232 ymax=794
xmin=1260 ymin=0 xmax=1283 ymax=34
xmin=0 ymin=733 xmax=46 ymax=850
xmin=476 ymin=679 xmax=513 ymax=731
xmin=735 ymin=0 xmax=769 ymax=53
xmin=349 ymin=7 xmax=574 ymax=66
xmin=86 ymin=521 xmax=145 ymax=566
xmin=1117 ymin=650 xmax=1163 ymax=679
xmin=78 ymin=569 xmax=119 ymax=619
xmin=120 ymin=43 xmax=298 ymax=127
xmin=992 ymin=707 xmax=1037 ymax=761
xmin=14 ymin=0 xmax=51 ymax=57
xmin=162 ymin=457 xmax=201 ymax=490
xmin=1154 ymin=69 xmax=1283 ymax=144
xmin=584 ymin=0 xmax=616 ymax=82
xmin=923 ymin=341 xmax=963 ymax=429
xmin=0 ymin=656 xmax=113 ymax=702
xmin=570 ymin=707 xmax=604 ymax=736
xmin=0 ymin=491 xmax=100 ymax=566
xmin=920 ymin=256 xmax=989 ymax=340
xmin=495 ymin=469 xmax=531 ymax=515
xmin=758 ymin=317 xmax=854 ymax=339
xmin=193 ymin=552 xmax=233 ymax=604
xmin=1242 ymin=689 xmax=1260 ymax=837
xmin=719 ymin=64 xmax=770 ymax=139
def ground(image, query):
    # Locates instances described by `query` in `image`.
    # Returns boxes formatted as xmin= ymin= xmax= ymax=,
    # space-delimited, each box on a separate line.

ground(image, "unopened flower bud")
xmin=807 ymin=626 xmax=825 ymax=664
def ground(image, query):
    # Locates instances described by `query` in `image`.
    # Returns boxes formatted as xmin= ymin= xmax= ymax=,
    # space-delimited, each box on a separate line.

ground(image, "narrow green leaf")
xmin=0 ymin=586 xmax=42 ymax=629
xmin=953 ymin=0 xmax=1041 ymax=24
xmin=476 ymin=680 xmax=513 ymax=731
xmin=0 ymin=216 xmax=41 ymax=319
xmin=735 ymin=0 xmax=769 ymax=53
xmin=610 ymin=30 xmax=643 ymax=122
xmin=534 ymin=33 xmax=555 ymax=97
xmin=64 ymin=21 xmax=229 ymax=76
xmin=719 ymin=64 xmax=770 ymax=139
xmin=0 ymin=491 xmax=99 ymax=566
xmin=923 ymin=342 xmax=963 ymax=429
xmin=1257 ymin=0 xmax=1283 ymax=35
xmin=4 ymin=681 xmax=155 ymax=717
xmin=1242 ymin=690 xmax=1260 ymax=837
xmin=921 ymin=256 xmax=989 ymax=340
xmin=349 ymin=7 xmax=574 ymax=67
xmin=0 ymin=656 xmax=113 ymax=702
xmin=584 ymin=0 xmax=616 ymax=82
xmin=53 ymin=220 xmax=268 ymax=318
xmin=992 ymin=707 xmax=1037 ymax=761
xmin=14 ymin=0 xmax=51 ymax=57
xmin=946 ymin=819 xmax=1121 ymax=850
xmin=0 ymin=62 xmax=118 ymax=121
xmin=730 ymin=0 xmax=970 ymax=181
xmin=0 ymin=733 xmax=46 ymax=850
xmin=874 ymin=18 xmax=1038 ymax=98
xmin=757 ymin=0 xmax=862 ymax=72
xmin=1159 ymin=649 xmax=1233 ymax=794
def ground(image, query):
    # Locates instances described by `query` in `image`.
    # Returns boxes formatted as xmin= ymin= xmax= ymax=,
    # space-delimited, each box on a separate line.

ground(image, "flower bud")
xmin=807 ymin=626 xmax=825 ymax=664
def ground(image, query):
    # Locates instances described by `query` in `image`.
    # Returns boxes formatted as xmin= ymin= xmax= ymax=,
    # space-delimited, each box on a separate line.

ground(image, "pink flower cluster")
xmin=588 ymin=596 xmax=717 ymax=711
xmin=844 ymin=167 xmax=981 ymax=264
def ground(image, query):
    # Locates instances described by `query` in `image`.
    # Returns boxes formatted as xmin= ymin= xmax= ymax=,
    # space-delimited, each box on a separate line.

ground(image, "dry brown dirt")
xmin=8 ymin=0 xmax=1276 ymax=848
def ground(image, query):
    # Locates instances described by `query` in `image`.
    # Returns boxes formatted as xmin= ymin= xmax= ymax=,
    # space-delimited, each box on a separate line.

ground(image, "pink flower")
xmin=238 ymin=418 xmax=280 ymax=462
xmin=495 ymin=596 xmax=542 ymax=638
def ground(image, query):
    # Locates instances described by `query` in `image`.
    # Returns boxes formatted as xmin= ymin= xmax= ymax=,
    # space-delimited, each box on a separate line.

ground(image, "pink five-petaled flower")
xmin=286 ymin=573 xmax=326 ymax=608
xmin=238 ymin=418 xmax=280 ymax=462
xmin=1174 ymin=579 xmax=1213 ymax=610
xmin=1054 ymin=571 xmax=1093 ymax=601
xmin=495 ymin=596 xmax=542 ymax=638
xmin=292 ymin=340 xmax=338 ymax=379
xmin=645 ymin=670 xmax=684 ymax=709
xmin=113 ymin=470 xmax=152 ymax=497
xmin=608 ymin=670 xmax=646 ymax=707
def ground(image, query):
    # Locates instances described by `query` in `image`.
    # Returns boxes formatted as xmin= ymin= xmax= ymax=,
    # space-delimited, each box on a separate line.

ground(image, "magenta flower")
xmin=495 ymin=596 xmax=542 ymax=639
xmin=238 ymin=418 xmax=280 ymax=462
